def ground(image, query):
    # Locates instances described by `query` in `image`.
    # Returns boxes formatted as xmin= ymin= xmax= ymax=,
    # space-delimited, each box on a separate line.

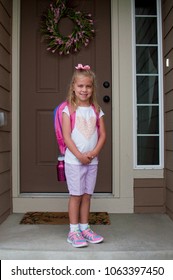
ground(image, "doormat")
xmin=20 ymin=212 xmax=110 ymax=225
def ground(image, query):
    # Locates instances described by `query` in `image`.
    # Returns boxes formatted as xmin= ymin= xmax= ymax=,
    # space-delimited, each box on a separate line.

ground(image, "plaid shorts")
xmin=65 ymin=163 xmax=98 ymax=196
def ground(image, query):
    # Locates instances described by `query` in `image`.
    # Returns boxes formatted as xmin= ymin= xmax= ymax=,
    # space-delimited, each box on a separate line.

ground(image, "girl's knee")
xmin=82 ymin=193 xmax=91 ymax=201
xmin=70 ymin=195 xmax=82 ymax=203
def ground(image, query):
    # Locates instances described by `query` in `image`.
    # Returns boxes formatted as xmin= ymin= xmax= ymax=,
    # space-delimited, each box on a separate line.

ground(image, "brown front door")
xmin=20 ymin=0 xmax=112 ymax=193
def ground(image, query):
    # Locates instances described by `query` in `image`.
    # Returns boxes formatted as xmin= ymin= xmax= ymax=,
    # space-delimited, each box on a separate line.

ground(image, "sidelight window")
xmin=133 ymin=0 xmax=163 ymax=168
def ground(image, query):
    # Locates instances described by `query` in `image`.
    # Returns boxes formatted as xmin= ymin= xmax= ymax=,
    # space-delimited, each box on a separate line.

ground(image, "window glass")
xmin=137 ymin=106 xmax=159 ymax=134
xmin=136 ymin=47 xmax=158 ymax=74
xmin=136 ymin=17 xmax=157 ymax=44
xmin=135 ymin=0 xmax=157 ymax=15
xmin=137 ymin=76 xmax=158 ymax=104
xmin=137 ymin=136 xmax=159 ymax=165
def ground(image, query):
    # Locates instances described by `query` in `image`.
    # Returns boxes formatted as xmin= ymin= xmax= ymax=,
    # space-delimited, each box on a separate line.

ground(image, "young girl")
xmin=62 ymin=64 xmax=106 ymax=248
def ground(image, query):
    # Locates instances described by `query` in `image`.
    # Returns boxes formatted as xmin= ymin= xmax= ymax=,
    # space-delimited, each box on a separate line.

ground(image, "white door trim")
xmin=12 ymin=0 xmax=134 ymax=213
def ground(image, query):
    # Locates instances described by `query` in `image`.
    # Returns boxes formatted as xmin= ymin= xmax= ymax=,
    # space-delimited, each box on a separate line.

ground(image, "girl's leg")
xmin=68 ymin=195 xmax=82 ymax=224
xmin=65 ymin=164 xmax=89 ymax=247
xmin=79 ymin=193 xmax=91 ymax=224
xmin=79 ymin=194 xmax=104 ymax=244
xmin=79 ymin=165 xmax=97 ymax=225
xmin=67 ymin=195 xmax=88 ymax=248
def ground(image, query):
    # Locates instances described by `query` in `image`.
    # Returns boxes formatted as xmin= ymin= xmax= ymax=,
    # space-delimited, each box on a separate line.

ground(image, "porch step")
xmin=0 ymin=213 xmax=173 ymax=259
xmin=1 ymin=248 xmax=173 ymax=260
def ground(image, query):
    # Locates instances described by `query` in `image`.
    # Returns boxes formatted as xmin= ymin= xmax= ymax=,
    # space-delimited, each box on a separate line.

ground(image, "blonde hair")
xmin=66 ymin=69 xmax=100 ymax=112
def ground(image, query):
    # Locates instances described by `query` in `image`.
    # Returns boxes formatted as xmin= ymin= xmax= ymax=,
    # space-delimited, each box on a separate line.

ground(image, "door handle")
xmin=103 ymin=95 xmax=110 ymax=103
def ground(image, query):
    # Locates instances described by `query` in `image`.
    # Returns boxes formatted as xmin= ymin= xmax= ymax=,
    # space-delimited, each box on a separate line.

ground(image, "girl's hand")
xmin=85 ymin=152 xmax=95 ymax=162
xmin=78 ymin=153 xmax=92 ymax=165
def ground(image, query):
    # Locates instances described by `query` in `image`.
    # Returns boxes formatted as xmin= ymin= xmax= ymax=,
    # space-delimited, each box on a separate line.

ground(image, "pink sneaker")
xmin=81 ymin=227 xmax=104 ymax=244
xmin=67 ymin=230 xmax=88 ymax=248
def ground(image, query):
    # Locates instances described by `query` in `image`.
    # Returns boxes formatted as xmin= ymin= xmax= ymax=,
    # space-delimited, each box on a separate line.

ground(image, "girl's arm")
xmin=87 ymin=116 xmax=106 ymax=160
xmin=62 ymin=112 xmax=91 ymax=164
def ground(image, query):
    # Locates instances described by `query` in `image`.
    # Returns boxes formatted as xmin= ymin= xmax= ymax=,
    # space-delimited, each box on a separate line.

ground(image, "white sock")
xmin=70 ymin=224 xmax=79 ymax=232
xmin=79 ymin=223 xmax=89 ymax=231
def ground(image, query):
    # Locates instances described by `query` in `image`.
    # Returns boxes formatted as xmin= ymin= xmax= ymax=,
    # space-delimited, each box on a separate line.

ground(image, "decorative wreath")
xmin=41 ymin=0 xmax=95 ymax=55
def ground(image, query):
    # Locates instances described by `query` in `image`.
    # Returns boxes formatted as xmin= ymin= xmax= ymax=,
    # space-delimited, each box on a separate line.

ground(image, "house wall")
xmin=163 ymin=0 xmax=173 ymax=220
xmin=134 ymin=178 xmax=165 ymax=213
xmin=0 ymin=0 xmax=12 ymax=223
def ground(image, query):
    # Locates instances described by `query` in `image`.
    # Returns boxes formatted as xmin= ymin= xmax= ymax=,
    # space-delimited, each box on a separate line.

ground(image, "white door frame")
xmin=12 ymin=0 xmax=134 ymax=213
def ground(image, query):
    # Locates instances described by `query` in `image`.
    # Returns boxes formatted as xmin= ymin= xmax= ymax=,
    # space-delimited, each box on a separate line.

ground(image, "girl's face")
xmin=73 ymin=75 xmax=93 ymax=106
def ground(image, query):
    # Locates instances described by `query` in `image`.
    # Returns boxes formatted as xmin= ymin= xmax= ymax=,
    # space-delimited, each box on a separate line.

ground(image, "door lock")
xmin=103 ymin=95 xmax=110 ymax=103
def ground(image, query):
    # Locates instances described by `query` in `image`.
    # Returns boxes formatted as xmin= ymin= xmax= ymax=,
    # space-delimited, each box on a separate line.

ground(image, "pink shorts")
xmin=65 ymin=163 xmax=98 ymax=196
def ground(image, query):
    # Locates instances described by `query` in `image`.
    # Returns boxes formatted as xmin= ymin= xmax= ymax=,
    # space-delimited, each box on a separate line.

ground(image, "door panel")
xmin=20 ymin=0 xmax=112 ymax=193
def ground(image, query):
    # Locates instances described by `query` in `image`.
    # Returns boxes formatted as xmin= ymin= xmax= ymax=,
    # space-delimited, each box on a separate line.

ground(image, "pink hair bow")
xmin=75 ymin=64 xmax=90 ymax=70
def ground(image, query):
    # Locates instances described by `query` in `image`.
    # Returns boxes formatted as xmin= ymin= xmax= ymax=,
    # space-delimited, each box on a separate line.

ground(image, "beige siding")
xmin=163 ymin=0 xmax=173 ymax=220
xmin=134 ymin=179 xmax=165 ymax=213
xmin=0 ymin=0 xmax=12 ymax=223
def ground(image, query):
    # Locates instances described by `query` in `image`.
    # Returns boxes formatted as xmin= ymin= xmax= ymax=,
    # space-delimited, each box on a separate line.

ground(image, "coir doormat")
xmin=20 ymin=212 xmax=110 ymax=225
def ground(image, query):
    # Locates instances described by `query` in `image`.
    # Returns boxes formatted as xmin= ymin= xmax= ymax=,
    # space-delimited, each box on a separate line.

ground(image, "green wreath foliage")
xmin=41 ymin=0 xmax=95 ymax=55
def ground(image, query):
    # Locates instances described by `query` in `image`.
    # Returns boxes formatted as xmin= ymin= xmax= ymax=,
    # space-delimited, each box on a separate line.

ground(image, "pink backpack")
xmin=54 ymin=101 xmax=99 ymax=155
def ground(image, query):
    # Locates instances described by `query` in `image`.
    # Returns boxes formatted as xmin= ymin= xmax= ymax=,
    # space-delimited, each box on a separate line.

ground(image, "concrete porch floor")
xmin=0 ymin=213 xmax=173 ymax=260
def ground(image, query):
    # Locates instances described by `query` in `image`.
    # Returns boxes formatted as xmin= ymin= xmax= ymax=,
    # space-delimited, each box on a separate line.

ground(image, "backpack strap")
xmin=67 ymin=103 xmax=76 ymax=131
